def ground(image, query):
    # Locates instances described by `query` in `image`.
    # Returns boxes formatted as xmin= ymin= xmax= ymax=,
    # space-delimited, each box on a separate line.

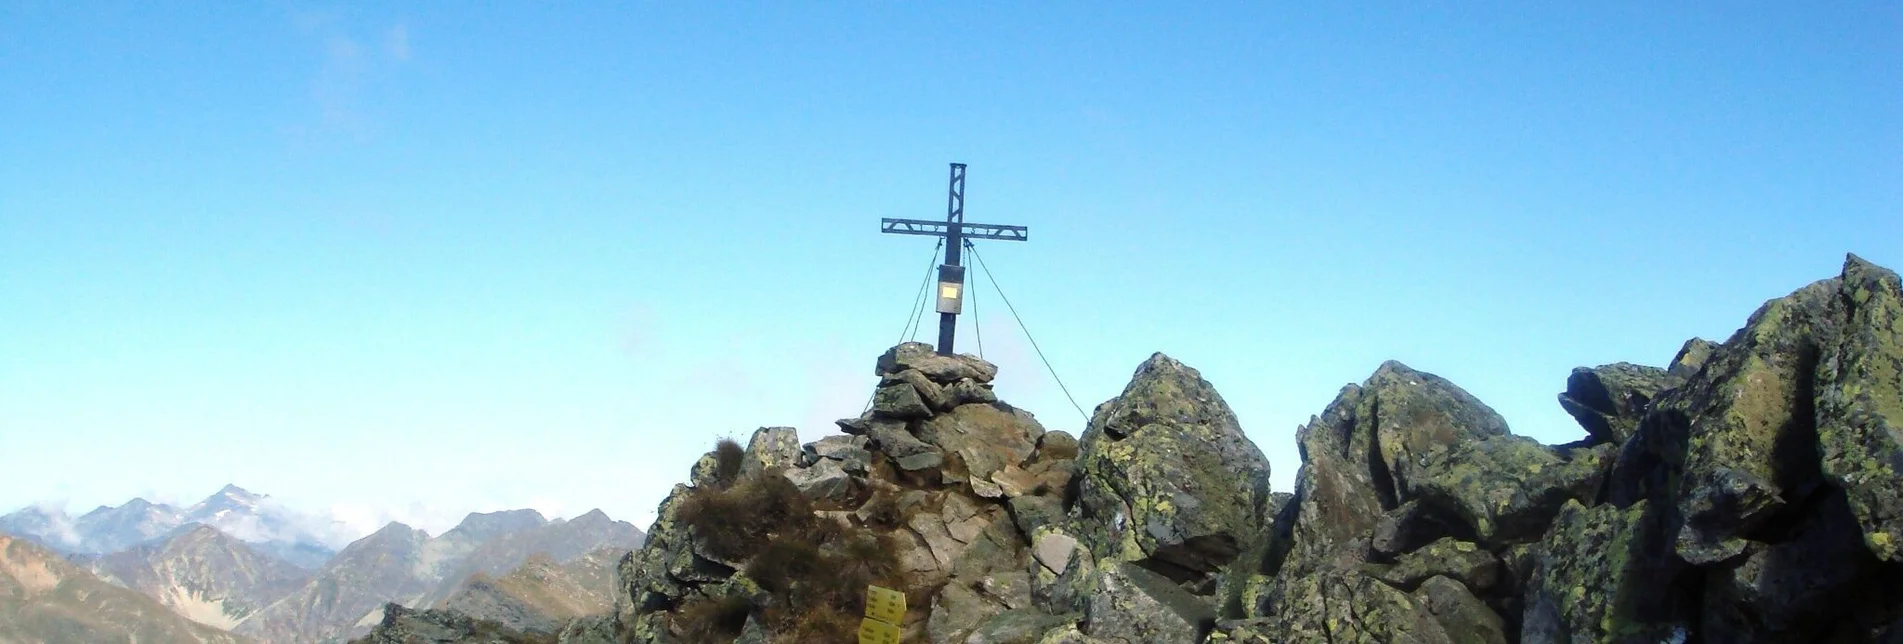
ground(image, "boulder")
xmin=801 ymin=434 xmax=873 ymax=474
xmin=1817 ymin=255 xmax=1903 ymax=562
xmin=917 ymin=403 xmax=1044 ymax=481
xmin=1010 ymin=495 xmax=1066 ymax=538
xmin=949 ymin=378 xmax=1003 ymax=407
xmin=1557 ymin=362 xmax=1671 ymax=444
xmin=1521 ymin=499 xmax=1687 ymax=644
xmin=893 ymin=368 xmax=955 ymax=410
xmin=1411 ymin=576 xmax=1508 ymax=644
xmin=781 ymin=458 xmax=851 ymax=501
xmin=1669 ymin=337 xmax=1721 ymax=381
xmin=1700 ymin=488 xmax=1892 ymax=641
xmin=1074 ymin=354 xmax=1273 ymax=585
xmin=1254 ymin=569 xmax=1453 ymax=644
xmin=964 ymin=610 xmax=1078 ymax=644
xmin=878 ymin=341 xmax=1000 ymax=384
xmin=875 ymin=382 xmax=935 ymax=419
xmin=1668 ymin=277 xmax=1837 ymax=565
xmin=1407 ymin=437 xmax=1613 ymax=545
xmin=1034 ymin=532 xmax=1080 ymax=576
xmin=738 ymin=427 xmax=801 ymax=476
xmin=1366 ymin=537 xmax=1502 ymax=592
xmin=1083 ymin=562 xmax=1216 ymax=644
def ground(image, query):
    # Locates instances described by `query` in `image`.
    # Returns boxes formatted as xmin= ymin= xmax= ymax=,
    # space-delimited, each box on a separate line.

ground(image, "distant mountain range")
xmin=0 ymin=485 xmax=350 ymax=569
xmin=0 ymin=533 xmax=247 ymax=643
xmin=0 ymin=486 xmax=644 ymax=643
xmin=236 ymin=509 xmax=643 ymax=643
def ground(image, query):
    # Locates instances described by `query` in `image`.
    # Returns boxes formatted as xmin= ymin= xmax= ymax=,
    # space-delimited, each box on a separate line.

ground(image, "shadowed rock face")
xmin=380 ymin=253 xmax=1903 ymax=644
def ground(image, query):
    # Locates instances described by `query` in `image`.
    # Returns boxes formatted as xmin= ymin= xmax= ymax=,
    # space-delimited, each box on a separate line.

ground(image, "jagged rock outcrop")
xmin=597 ymin=253 xmax=1903 ymax=644
xmin=348 ymin=603 xmax=551 ymax=644
xmin=1071 ymin=354 xmax=1273 ymax=593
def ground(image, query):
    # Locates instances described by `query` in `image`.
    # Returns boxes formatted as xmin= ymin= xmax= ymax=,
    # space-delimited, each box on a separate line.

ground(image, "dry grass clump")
xmin=710 ymin=438 xmax=746 ymax=488
xmin=673 ymin=594 xmax=751 ymax=643
xmin=672 ymin=439 xmax=911 ymax=643
xmin=677 ymin=469 xmax=811 ymax=562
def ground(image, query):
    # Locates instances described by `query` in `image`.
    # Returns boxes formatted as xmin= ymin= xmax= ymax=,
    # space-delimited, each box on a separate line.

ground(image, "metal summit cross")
xmin=881 ymin=163 xmax=1027 ymax=356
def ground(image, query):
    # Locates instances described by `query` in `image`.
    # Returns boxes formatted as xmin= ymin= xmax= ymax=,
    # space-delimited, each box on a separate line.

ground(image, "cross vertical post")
xmin=938 ymin=163 xmax=965 ymax=356
xmin=880 ymin=163 xmax=1028 ymax=356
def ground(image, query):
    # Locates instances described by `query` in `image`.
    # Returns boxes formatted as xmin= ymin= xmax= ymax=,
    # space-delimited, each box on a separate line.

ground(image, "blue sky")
xmin=1 ymin=2 xmax=1897 ymax=536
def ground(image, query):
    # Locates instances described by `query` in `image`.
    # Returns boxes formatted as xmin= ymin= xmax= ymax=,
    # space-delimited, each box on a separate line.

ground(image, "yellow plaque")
xmin=864 ymin=585 xmax=907 ymax=624
xmin=940 ymin=285 xmax=960 ymax=299
xmin=858 ymin=617 xmax=902 ymax=644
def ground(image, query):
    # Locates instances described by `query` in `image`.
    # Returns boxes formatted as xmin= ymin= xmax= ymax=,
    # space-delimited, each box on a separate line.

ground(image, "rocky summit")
xmin=355 ymin=253 xmax=1903 ymax=643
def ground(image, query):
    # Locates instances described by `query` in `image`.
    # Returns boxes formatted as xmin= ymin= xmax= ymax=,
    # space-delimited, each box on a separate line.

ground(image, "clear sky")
xmin=2 ymin=2 xmax=1898 ymax=537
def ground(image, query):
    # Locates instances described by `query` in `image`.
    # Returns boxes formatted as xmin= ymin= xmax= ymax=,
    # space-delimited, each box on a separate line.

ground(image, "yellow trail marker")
xmin=864 ymin=585 xmax=906 ymax=624
xmin=859 ymin=585 xmax=906 ymax=644
xmin=857 ymin=617 xmax=902 ymax=644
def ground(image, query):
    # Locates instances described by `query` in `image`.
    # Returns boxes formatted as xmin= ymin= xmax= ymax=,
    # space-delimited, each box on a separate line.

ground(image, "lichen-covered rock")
xmin=1412 ymin=575 xmax=1508 ymax=644
xmin=1668 ymin=277 xmax=1837 ymax=565
xmin=1034 ymin=623 xmax=1108 ymax=644
xmin=801 ymin=434 xmax=872 ymax=474
xmin=894 ymin=368 xmax=955 ymax=410
xmin=1074 ymin=354 xmax=1272 ymax=585
xmin=352 ymin=603 xmax=543 ymax=644
xmin=1011 ymin=495 xmax=1066 ymax=541
xmin=1408 ymin=437 xmax=1613 ymax=545
xmin=1083 ymin=562 xmax=1215 ymax=644
xmin=879 ymin=341 xmax=1000 ymax=384
xmin=875 ymin=382 xmax=935 ymax=419
xmin=1818 ymin=254 xmax=1903 ymax=562
xmin=738 ymin=426 xmax=801 ymax=476
xmin=1255 ymin=569 xmax=1453 ymax=644
xmin=1669 ymin=338 xmax=1721 ymax=381
xmin=1522 ymin=500 xmax=1687 ymax=644
xmin=1558 ymin=362 xmax=1672 ymax=444
xmin=1700 ymin=488 xmax=1892 ymax=641
xmin=962 ymin=610 xmax=1078 ymax=644
xmin=1366 ymin=537 xmax=1502 ymax=592
xmin=782 ymin=457 xmax=851 ymax=501
xmin=918 ymin=402 xmax=1044 ymax=487
xmin=1272 ymin=362 xmax=1517 ymax=583
xmin=554 ymin=614 xmax=618 ymax=644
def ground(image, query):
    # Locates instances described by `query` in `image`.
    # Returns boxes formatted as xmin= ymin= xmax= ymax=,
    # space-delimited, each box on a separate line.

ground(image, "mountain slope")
xmin=90 ymin=524 xmax=311 ymax=630
xmin=233 ymin=522 xmax=433 ymax=644
xmin=437 ymin=548 xmax=626 ymax=633
xmin=416 ymin=509 xmax=641 ymax=611
xmin=0 ymin=533 xmax=250 ymax=644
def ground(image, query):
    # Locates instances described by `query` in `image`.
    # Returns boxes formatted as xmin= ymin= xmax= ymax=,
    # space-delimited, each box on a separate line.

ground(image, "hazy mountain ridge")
xmin=416 ymin=509 xmax=642 ymax=611
xmin=90 ymin=524 xmax=312 ymax=631
xmin=235 ymin=509 xmax=641 ymax=644
xmin=0 ymin=533 xmax=252 ymax=644
xmin=437 ymin=548 xmax=627 ymax=634
xmin=0 ymin=485 xmax=347 ymax=569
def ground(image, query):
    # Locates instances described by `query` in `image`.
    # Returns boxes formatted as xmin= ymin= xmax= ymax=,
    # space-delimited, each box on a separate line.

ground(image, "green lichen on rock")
xmin=1411 ymin=575 xmax=1508 ymax=644
xmin=1665 ymin=276 xmax=1837 ymax=565
xmin=1365 ymin=537 xmax=1501 ymax=592
xmin=1074 ymin=354 xmax=1272 ymax=585
xmin=1817 ymin=254 xmax=1903 ymax=561
xmin=1083 ymin=562 xmax=1216 ymax=643
xmin=1255 ymin=568 xmax=1453 ymax=644
xmin=1558 ymin=362 xmax=1672 ymax=444
xmin=1522 ymin=500 xmax=1684 ymax=643
xmin=1409 ymin=436 xmax=1613 ymax=546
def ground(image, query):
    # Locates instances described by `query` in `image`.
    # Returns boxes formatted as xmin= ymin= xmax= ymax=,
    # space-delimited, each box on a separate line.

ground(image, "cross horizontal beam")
xmin=881 ymin=218 xmax=1028 ymax=242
